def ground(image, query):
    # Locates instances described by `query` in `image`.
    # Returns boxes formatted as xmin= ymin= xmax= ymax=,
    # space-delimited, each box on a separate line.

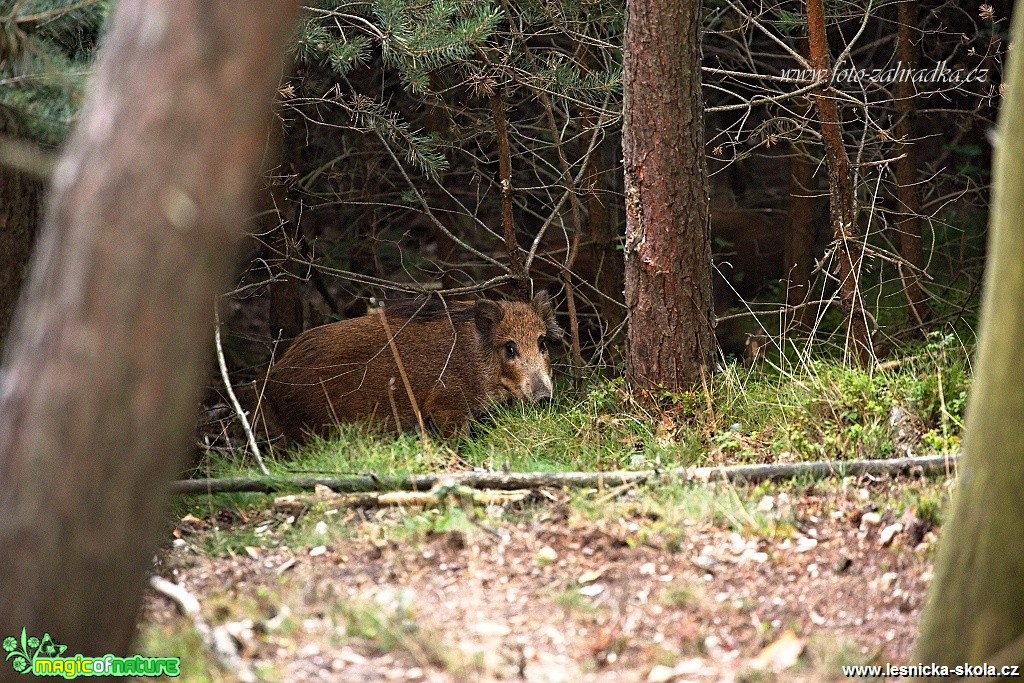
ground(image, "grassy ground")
xmin=196 ymin=331 xmax=970 ymax=483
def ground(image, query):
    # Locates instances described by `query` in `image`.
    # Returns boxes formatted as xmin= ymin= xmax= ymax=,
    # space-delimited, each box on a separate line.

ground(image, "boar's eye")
xmin=538 ymin=336 xmax=548 ymax=354
xmin=504 ymin=341 xmax=518 ymax=360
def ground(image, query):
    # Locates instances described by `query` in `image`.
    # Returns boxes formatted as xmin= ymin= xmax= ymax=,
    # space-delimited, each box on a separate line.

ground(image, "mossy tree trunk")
xmin=622 ymin=0 xmax=715 ymax=391
xmin=913 ymin=6 xmax=1024 ymax=670
xmin=0 ymin=0 xmax=300 ymax=663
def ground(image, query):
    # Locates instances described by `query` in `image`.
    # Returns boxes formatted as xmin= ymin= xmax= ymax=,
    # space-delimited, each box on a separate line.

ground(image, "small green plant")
xmin=551 ymin=585 xmax=598 ymax=614
xmin=661 ymin=584 xmax=697 ymax=608
xmin=137 ymin=624 xmax=216 ymax=683
xmin=337 ymin=599 xmax=467 ymax=672
xmin=913 ymin=490 xmax=946 ymax=529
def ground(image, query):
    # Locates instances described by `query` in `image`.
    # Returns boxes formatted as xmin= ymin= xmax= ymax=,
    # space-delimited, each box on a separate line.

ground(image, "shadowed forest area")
xmin=1 ymin=0 xmax=1023 ymax=681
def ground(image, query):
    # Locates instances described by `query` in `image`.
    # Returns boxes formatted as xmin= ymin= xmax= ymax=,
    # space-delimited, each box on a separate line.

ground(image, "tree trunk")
xmin=584 ymin=130 xmax=625 ymax=362
xmin=0 ymin=0 xmax=300 ymax=664
xmin=914 ymin=6 xmax=1024 ymax=670
xmin=0 ymin=167 xmax=40 ymax=351
xmin=806 ymin=0 xmax=873 ymax=365
xmin=785 ymin=144 xmax=817 ymax=328
xmin=490 ymin=87 xmax=530 ymax=300
xmin=622 ymin=0 xmax=715 ymax=391
xmin=894 ymin=0 xmax=930 ymax=328
xmin=423 ymin=81 xmax=461 ymax=292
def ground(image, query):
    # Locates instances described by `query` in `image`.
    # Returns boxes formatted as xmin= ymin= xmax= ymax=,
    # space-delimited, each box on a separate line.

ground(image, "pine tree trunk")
xmin=424 ymin=77 xmax=462 ymax=292
xmin=622 ymin=0 xmax=714 ymax=391
xmin=0 ymin=0 xmax=300 ymax=663
xmin=914 ymin=6 xmax=1024 ymax=669
xmin=895 ymin=0 xmax=930 ymax=328
xmin=585 ymin=139 xmax=624 ymax=357
xmin=785 ymin=145 xmax=817 ymax=328
xmin=0 ymin=166 xmax=40 ymax=351
xmin=490 ymin=88 xmax=530 ymax=300
xmin=806 ymin=0 xmax=873 ymax=365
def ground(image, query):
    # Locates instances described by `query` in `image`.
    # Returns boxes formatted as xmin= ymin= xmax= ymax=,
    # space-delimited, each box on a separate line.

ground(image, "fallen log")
xmin=172 ymin=453 xmax=959 ymax=496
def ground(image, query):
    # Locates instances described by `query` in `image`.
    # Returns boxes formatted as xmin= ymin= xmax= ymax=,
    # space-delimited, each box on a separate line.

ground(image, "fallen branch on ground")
xmin=172 ymin=453 xmax=959 ymax=496
xmin=273 ymin=484 xmax=532 ymax=513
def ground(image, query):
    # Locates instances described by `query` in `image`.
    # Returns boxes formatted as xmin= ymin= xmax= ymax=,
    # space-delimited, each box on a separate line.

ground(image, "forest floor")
xmin=140 ymin=471 xmax=951 ymax=682
xmin=145 ymin=352 xmax=966 ymax=681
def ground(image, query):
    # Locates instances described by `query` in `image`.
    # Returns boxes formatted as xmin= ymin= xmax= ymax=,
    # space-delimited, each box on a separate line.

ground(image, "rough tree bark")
xmin=0 ymin=166 xmax=40 ymax=351
xmin=894 ymin=0 xmax=930 ymax=328
xmin=622 ymin=0 xmax=715 ymax=391
xmin=806 ymin=0 xmax=873 ymax=364
xmin=0 ymin=0 xmax=301 ymax=663
xmin=913 ymin=6 xmax=1024 ymax=670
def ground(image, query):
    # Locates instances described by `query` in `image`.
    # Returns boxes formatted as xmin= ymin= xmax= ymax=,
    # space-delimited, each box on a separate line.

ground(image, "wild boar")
xmin=265 ymin=293 xmax=563 ymax=442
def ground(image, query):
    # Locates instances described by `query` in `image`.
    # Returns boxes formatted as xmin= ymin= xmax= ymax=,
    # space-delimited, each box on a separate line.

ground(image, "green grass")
xmin=568 ymin=480 xmax=795 ymax=541
xmin=551 ymin=584 xmax=600 ymax=614
xmin=684 ymin=331 xmax=970 ymax=463
xmin=192 ymin=335 xmax=970 ymax=489
xmin=660 ymin=584 xmax=701 ymax=608
xmin=178 ymin=337 xmax=969 ymax=558
xmin=136 ymin=622 xmax=220 ymax=683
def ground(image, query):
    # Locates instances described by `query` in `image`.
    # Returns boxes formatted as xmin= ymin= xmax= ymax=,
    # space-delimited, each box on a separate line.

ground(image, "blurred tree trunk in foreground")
xmin=622 ymin=0 xmax=715 ymax=392
xmin=0 ymin=0 xmax=300 ymax=664
xmin=914 ymin=6 xmax=1024 ymax=671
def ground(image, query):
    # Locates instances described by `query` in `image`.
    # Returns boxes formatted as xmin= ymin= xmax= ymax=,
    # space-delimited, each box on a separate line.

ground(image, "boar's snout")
xmin=529 ymin=372 xmax=554 ymax=403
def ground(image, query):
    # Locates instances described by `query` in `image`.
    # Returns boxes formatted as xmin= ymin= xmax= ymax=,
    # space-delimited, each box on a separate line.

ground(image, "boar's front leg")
xmin=423 ymin=385 xmax=472 ymax=438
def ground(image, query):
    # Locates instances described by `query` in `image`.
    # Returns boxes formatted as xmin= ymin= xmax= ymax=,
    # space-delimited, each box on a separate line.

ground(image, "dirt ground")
xmin=144 ymin=474 xmax=947 ymax=682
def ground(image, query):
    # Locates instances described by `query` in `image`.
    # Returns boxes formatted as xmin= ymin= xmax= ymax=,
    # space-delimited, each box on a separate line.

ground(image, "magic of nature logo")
xmin=3 ymin=629 xmax=180 ymax=678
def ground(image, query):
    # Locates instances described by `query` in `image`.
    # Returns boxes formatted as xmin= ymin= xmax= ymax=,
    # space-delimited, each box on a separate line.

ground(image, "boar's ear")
xmin=475 ymin=299 xmax=504 ymax=339
xmin=531 ymin=291 xmax=564 ymax=340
